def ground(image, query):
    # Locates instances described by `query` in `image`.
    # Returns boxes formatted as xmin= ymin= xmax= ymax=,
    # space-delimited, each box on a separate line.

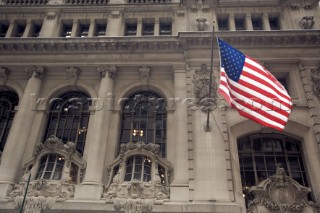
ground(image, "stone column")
xmin=136 ymin=18 xmax=142 ymax=36
xmin=262 ymin=13 xmax=271 ymax=31
xmin=75 ymin=65 xmax=117 ymax=200
xmin=170 ymin=64 xmax=189 ymax=202
xmin=154 ymin=18 xmax=159 ymax=36
xmin=5 ymin=20 xmax=14 ymax=38
xmin=71 ymin=20 xmax=79 ymax=37
xmin=229 ymin=13 xmax=235 ymax=31
xmin=0 ymin=66 xmax=45 ymax=198
xmin=245 ymin=14 xmax=253 ymax=30
xmin=88 ymin=19 xmax=96 ymax=37
xmin=23 ymin=20 xmax=32 ymax=37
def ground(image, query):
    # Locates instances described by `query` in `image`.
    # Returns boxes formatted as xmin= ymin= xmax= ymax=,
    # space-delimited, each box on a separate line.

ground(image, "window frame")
xmin=124 ymin=155 xmax=152 ymax=182
xmin=35 ymin=153 xmax=65 ymax=180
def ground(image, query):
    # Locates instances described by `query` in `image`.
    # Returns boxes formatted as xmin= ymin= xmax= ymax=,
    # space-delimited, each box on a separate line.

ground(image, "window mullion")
xmin=141 ymin=157 xmax=145 ymax=181
xmin=41 ymin=156 xmax=49 ymax=179
xmin=50 ymin=156 xmax=58 ymax=180
xmin=131 ymin=156 xmax=135 ymax=181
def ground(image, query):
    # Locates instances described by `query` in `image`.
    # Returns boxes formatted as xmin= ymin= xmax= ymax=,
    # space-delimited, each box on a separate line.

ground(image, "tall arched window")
xmin=120 ymin=92 xmax=167 ymax=157
xmin=0 ymin=91 xmax=19 ymax=153
xmin=238 ymin=134 xmax=308 ymax=196
xmin=43 ymin=91 xmax=91 ymax=155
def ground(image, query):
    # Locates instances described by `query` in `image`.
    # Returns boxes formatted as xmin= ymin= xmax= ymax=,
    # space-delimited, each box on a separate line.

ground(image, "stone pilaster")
xmin=0 ymin=66 xmax=45 ymax=198
xmin=170 ymin=64 xmax=189 ymax=202
xmin=229 ymin=13 xmax=235 ymax=31
xmin=299 ymin=63 xmax=320 ymax=144
xmin=74 ymin=65 xmax=117 ymax=200
xmin=245 ymin=14 xmax=253 ymax=30
xmin=262 ymin=13 xmax=271 ymax=31
xmin=107 ymin=10 xmax=122 ymax=36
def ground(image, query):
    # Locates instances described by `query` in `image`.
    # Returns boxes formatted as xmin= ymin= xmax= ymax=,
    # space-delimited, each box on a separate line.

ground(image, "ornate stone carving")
xmin=247 ymin=165 xmax=317 ymax=213
xmin=311 ymin=67 xmax=320 ymax=98
xmin=119 ymin=141 xmax=160 ymax=157
xmin=192 ymin=64 xmax=217 ymax=112
xmin=103 ymin=141 xmax=172 ymax=212
xmin=8 ymin=135 xmax=86 ymax=213
xmin=290 ymin=1 xmax=300 ymax=9
xmin=111 ymin=10 xmax=121 ymax=18
xmin=46 ymin=11 xmax=56 ymax=19
xmin=0 ymin=67 xmax=10 ymax=85
xmin=25 ymin=66 xmax=46 ymax=79
xmin=97 ymin=65 xmax=118 ymax=79
xmin=196 ymin=18 xmax=208 ymax=31
xmin=139 ymin=66 xmax=150 ymax=85
xmin=300 ymin=16 xmax=315 ymax=29
xmin=66 ymin=66 xmax=80 ymax=85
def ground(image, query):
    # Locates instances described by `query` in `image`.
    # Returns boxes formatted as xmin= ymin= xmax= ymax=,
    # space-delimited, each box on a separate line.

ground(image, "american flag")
xmin=217 ymin=38 xmax=292 ymax=131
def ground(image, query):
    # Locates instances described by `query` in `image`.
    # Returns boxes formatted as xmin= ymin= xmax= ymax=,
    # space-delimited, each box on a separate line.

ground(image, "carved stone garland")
xmin=103 ymin=141 xmax=172 ymax=213
xmin=311 ymin=67 xmax=320 ymax=99
xmin=248 ymin=165 xmax=318 ymax=213
xmin=192 ymin=64 xmax=217 ymax=112
xmin=8 ymin=135 xmax=86 ymax=213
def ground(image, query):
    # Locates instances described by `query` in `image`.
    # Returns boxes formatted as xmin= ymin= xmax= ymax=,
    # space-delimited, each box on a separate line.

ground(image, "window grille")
xmin=35 ymin=154 xmax=65 ymax=180
xmin=120 ymin=92 xmax=167 ymax=157
xmin=43 ymin=91 xmax=91 ymax=155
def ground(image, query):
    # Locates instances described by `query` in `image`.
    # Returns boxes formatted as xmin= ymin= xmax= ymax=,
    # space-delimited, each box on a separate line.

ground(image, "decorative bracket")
xmin=25 ymin=66 xmax=46 ymax=79
xmin=300 ymin=16 xmax=315 ymax=29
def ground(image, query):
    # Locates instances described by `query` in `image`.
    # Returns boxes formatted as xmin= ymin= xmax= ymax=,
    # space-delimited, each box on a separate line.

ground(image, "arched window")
xmin=238 ymin=134 xmax=308 ymax=197
xmin=0 ymin=91 xmax=19 ymax=153
xmin=120 ymin=92 xmax=167 ymax=157
xmin=43 ymin=91 xmax=91 ymax=154
xmin=35 ymin=154 xmax=65 ymax=180
xmin=124 ymin=155 xmax=152 ymax=182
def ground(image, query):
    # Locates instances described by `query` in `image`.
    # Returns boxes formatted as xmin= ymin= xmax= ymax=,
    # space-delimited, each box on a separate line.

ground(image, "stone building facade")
xmin=0 ymin=0 xmax=320 ymax=212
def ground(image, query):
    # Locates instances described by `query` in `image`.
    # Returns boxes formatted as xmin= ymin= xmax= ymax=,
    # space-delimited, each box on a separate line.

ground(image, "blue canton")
xmin=218 ymin=38 xmax=245 ymax=82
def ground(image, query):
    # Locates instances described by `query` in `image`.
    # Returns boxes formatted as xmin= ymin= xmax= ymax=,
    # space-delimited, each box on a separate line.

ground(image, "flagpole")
xmin=19 ymin=172 xmax=31 ymax=213
xmin=205 ymin=20 xmax=215 ymax=132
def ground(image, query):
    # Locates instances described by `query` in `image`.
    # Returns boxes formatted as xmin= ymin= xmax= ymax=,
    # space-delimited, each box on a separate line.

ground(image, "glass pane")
xmin=257 ymin=171 xmax=267 ymax=183
xmin=253 ymin=140 xmax=262 ymax=152
xmin=52 ymin=172 xmax=62 ymax=180
xmin=255 ymin=156 xmax=265 ymax=171
xmin=43 ymin=172 xmax=52 ymax=179
xmin=289 ymin=157 xmax=300 ymax=172
xmin=273 ymin=139 xmax=282 ymax=152
xmin=263 ymin=139 xmax=273 ymax=152
xmin=242 ymin=156 xmax=253 ymax=170
xmin=244 ymin=171 xmax=255 ymax=187
xmin=266 ymin=156 xmax=276 ymax=170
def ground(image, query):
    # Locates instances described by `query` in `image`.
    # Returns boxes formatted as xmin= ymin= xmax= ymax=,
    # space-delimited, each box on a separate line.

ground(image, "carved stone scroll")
xmin=192 ymin=64 xmax=217 ymax=112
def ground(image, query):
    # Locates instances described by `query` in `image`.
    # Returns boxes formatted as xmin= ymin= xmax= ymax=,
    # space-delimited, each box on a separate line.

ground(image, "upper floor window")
xmin=35 ymin=154 xmax=65 ymax=180
xmin=0 ymin=91 xmax=19 ymax=153
xmin=0 ymin=22 xmax=9 ymax=37
xmin=252 ymin=15 xmax=263 ymax=30
xmin=14 ymin=22 xmax=26 ymax=37
xmin=78 ymin=22 xmax=89 ymax=37
xmin=43 ymin=91 xmax=91 ymax=155
xmin=269 ymin=15 xmax=280 ymax=30
xmin=125 ymin=20 xmax=137 ymax=36
xmin=142 ymin=20 xmax=154 ymax=36
xmin=120 ymin=92 xmax=167 ymax=157
xmin=235 ymin=15 xmax=245 ymax=30
xmin=95 ymin=22 xmax=107 ymax=37
xmin=160 ymin=18 xmax=172 ymax=35
xmin=30 ymin=21 xmax=42 ymax=37
xmin=238 ymin=134 xmax=308 ymax=203
xmin=61 ymin=22 xmax=73 ymax=37
xmin=218 ymin=17 xmax=229 ymax=31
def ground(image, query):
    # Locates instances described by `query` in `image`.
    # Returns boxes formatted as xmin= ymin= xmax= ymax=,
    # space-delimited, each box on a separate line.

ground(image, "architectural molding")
xmin=247 ymin=165 xmax=317 ymax=213
xmin=0 ymin=31 xmax=319 ymax=53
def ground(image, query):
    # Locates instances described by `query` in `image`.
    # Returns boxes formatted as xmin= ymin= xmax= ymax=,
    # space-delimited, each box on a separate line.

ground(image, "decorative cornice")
xmin=0 ymin=31 xmax=319 ymax=53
